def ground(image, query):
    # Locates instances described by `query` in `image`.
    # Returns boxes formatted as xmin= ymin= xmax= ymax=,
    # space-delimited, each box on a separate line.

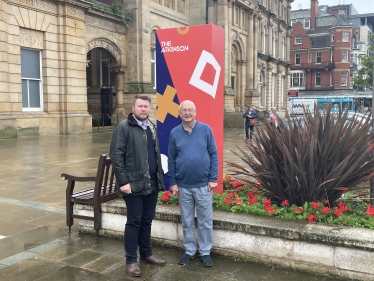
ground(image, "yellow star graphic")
xmin=156 ymin=85 xmax=180 ymax=123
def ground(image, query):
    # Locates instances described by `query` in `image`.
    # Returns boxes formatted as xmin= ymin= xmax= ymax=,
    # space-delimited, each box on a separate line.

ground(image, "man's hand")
xmin=170 ymin=184 xmax=178 ymax=194
xmin=208 ymin=182 xmax=218 ymax=191
xmin=120 ymin=183 xmax=132 ymax=194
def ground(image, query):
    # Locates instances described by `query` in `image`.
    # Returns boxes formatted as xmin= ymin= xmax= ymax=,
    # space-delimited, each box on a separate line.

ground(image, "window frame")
xmin=151 ymin=48 xmax=156 ymax=89
xmin=290 ymin=71 xmax=304 ymax=88
xmin=295 ymin=36 xmax=302 ymax=45
xmin=342 ymin=31 xmax=349 ymax=42
xmin=342 ymin=50 xmax=348 ymax=62
xmin=295 ymin=53 xmax=301 ymax=65
xmin=315 ymin=72 xmax=321 ymax=86
xmin=316 ymin=51 xmax=322 ymax=64
xmin=21 ymin=48 xmax=43 ymax=111
xmin=304 ymin=18 xmax=310 ymax=29
xmin=341 ymin=71 xmax=348 ymax=86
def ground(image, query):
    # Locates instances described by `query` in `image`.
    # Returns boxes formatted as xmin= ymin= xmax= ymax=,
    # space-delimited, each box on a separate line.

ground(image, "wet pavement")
xmin=0 ymin=128 xmax=344 ymax=280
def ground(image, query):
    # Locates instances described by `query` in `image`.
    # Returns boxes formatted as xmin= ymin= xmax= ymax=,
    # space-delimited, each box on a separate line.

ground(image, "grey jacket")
xmin=109 ymin=113 xmax=165 ymax=196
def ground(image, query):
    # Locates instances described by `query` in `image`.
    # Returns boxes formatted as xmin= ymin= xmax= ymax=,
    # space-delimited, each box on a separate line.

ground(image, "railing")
xmin=91 ymin=115 xmax=100 ymax=132
xmin=290 ymin=61 xmax=335 ymax=70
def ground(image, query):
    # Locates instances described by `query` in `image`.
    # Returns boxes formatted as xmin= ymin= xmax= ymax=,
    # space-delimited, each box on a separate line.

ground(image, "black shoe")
xmin=178 ymin=253 xmax=195 ymax=265
xmin=201 ymin=255 xmax=213 ymax=267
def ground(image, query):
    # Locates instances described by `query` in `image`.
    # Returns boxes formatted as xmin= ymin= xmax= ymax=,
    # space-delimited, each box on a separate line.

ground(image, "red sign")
xmin=288 ymin=90 xmax=299 ymax=97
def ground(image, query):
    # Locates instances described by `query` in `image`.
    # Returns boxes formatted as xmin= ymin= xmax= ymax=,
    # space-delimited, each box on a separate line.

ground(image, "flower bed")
xmin=158 ymin=175 xmax=374 ymax=229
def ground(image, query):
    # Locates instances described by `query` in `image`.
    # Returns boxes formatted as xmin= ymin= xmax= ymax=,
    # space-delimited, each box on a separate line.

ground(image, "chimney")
xmin=310 ymin=0 xmax=319 ymax=29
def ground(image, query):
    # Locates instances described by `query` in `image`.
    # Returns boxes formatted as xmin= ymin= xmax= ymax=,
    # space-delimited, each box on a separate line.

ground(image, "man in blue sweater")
xmin=168 ymin=100 xmax=218 ymax=267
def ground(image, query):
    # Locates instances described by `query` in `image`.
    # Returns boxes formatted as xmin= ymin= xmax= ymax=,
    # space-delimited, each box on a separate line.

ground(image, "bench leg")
xmin=94 ymin=210 xmax=102 ymax=236
xmin=66 ymin=201 xmax=74 ymax=233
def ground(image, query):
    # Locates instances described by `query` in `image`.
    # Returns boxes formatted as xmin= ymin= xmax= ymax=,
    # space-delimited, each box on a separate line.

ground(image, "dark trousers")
xmin=245 ymin=125 xmax=254 ymax=139
xmin=123 ymin=179 xmax=158 ymax=264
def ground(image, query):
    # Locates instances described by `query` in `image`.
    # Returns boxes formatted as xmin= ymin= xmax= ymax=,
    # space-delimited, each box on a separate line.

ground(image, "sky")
xmin=291 ymin=0 xmax=374 ymax=14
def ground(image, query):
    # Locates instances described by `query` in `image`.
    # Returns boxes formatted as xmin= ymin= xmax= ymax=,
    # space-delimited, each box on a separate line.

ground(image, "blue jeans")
xmin=123 ymin=179 xmax=158 ymax=264
xmin=178 ymin=185 xmax=213 ymax=256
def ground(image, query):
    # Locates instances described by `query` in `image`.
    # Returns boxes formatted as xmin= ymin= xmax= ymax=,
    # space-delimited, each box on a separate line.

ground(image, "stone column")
xmin=111 ymin=66 xmax=126 ymax=123
xmin=266 ymin=66 xmax=273 ymax=110
xmin=268 ymin=22 xmax=272 ymax=56
xmin=253 ymin=15 xmax=259 ymax=90
xmin=246 ymin=12 xmax=254 ymax=90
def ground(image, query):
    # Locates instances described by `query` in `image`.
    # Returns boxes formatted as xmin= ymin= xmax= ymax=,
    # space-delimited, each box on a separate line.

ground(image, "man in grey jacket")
xmin=110 ymin=94 xmax=165 ymax=277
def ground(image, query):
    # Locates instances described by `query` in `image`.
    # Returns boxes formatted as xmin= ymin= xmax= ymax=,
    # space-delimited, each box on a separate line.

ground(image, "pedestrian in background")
xmin=110 ymin=94 xmax=166 ymax=277
xmin=243 ymin=106 xmax=257 ymax=141
xmin=269 ymin=107 xmax=280 ymax=128
xmin=168 ymin=100 xmax=218 ymax=267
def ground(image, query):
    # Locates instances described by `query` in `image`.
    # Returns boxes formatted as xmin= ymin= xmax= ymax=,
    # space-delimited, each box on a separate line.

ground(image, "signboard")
xmin=155 ymin=24 xmax=224 ymax=193
xmin=288 ymin=90 xmax=299 ymax=97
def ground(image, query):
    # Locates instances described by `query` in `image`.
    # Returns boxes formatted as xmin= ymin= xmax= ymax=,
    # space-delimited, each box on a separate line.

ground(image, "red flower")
xmin=281 ymin=200 xmax=290 ymax=207
xmin=334 ymin=209 xmax=343 ymax=217
xmin=248 ymin=198 xmax=258 ymax=204
xmin=161 ymin=195 xmax=169 ymax=202
xmin=247 ymin=191 xmax=257 ymax=199
xmin=337 ymin=202 xmax=349 ymax=212
xmin=294 ymin=207 xmax=304 ymax=213
xmin=164 ymin=190 xmax=171 ymax=196
xmin=232 ymin=181 xmax=242 ymax=188
xmin=255 ymin=181 xmax=262 ymax=186
xmin=307 ymin=214 xmax=317 ymax=223
xmin=311 ymin=202 xmax=320 ymax=209
xmin=263 ymin=198 xmax=271 ymax=206
xmin=227 ymin=193 xmax=235 ymax=198
xmin=321 ymin=207 xmax=330 ymax=214
xmin=225 ymin=175 xmax=232 ymax=180
xmin=224 ymin=198 xmax=232 ymax=206
xmin=265 ymin=205 xmax=276 ymax=214
xmin=234 ymin=199 xmax=243 ymax=205
xmin=366 ymin=204 xmax=374 ymax=217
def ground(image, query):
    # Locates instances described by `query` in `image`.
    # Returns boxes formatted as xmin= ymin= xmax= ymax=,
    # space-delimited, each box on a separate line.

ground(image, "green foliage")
xmin=226 ymin=105 xmax=374 ymax=206
xmin=352 ymin=34 xmax=374 ymax=90
xmin=110 ymin=0 xmax=133 ymax=27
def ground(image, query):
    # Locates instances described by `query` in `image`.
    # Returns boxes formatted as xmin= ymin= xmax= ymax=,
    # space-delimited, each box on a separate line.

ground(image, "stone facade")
xmin=0 ymin=0 xmax=292 ymax=138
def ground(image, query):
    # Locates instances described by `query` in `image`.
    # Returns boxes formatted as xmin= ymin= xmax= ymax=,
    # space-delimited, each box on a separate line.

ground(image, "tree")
xmin=352 ymin=35 xmax=374 ymax=91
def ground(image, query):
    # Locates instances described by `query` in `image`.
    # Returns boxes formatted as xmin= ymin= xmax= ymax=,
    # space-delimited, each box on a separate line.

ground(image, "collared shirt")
xmin=182 ymin=120 xmax=196 ymax=134
xmin=132 ymin=114 xmax=151 ymax=130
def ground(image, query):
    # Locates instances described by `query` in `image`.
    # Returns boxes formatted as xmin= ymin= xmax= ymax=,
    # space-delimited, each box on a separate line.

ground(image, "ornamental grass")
xmin=227 ymin=105 xmax=374 ymax=206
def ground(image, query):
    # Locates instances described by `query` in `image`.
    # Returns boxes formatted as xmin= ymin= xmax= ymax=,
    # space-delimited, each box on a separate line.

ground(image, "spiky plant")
xmin=227 ymin=105 xmax=374 ymax=206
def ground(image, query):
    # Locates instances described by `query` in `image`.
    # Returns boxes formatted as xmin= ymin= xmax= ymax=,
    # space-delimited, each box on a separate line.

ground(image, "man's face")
xmin=132 ymin=98 xmax=151 ymax=121
xmin=179 ymin=102 xmax=196 ymax=123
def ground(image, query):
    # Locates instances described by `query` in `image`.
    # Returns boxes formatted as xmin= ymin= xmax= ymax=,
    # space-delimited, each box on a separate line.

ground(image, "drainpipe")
xmin=206 ymin=0 xmax=208 ymax=24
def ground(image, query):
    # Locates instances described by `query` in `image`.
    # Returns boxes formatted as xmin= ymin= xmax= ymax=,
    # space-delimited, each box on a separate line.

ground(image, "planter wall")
xmin=77 ymin=199 xmax=374 ymax=280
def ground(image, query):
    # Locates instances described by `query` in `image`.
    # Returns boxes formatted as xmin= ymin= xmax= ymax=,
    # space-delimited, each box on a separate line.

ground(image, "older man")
xmin=168 ymin=100 xmax=218 ymax=267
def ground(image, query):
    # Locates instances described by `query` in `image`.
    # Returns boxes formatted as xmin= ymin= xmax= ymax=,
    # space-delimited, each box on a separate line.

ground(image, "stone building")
xmin=0 ymin=0 xmax=292 ymax=138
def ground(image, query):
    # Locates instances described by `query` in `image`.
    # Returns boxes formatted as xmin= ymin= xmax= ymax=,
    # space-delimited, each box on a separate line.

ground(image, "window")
xmin=21 ymin=48 xmax=42 ymax=110
xmin=295 ymin=53 xmax=301 ymax=65
xmin=341 ymin=71 xmax=348 ymax=86
xmin=295 ymin=36 xmax=302 ymax=45
xmin=331 ymin=34 xmax=334 ymax=42
xmin=241 ymin=11 xmax=245 ymax=29
xmin=315 ymin=72 xmax=321 ymax=86
xmin=304 ymin=18 xmax=310 ymax=29
xmin=231 ymin=76 xmax=235 ymax=90
xmin=342 ymin=32 xmax=349 ymax=42
xmin=290 ymin=72 xmax=304 ymax=88
xmin=338 ymin=10 xmax=345 ymax=15
xmin=342 ymin=50 xmax=348 ymax=62
xmin=290 ymin=20 xmax=296 ymax=26
xmin=316 ymin=52 xmax=321 ymax=63
xmin=235 ymin=8 xmax=239 ymax=25
xmin=151 ymin=48 xmax=156 ymax=88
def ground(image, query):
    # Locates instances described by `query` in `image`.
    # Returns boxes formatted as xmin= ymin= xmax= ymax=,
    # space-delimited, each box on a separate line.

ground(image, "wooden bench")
xmin=62 ymin=154 xmax=118 ymax=235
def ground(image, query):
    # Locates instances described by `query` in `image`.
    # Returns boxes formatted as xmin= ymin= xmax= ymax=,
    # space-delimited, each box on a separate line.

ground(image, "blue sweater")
xmin=168 ymin=121 xmax=218 ymax=188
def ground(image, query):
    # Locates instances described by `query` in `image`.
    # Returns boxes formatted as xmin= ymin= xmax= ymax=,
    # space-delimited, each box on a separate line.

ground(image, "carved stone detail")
xmin=150 ymin=30 xmax=156 ymax=46
xmin=164 ymin=0 xmax=173 ymax=9
xmin=177 ymin=0 xmax=185 ymax=14
xmin=20 ymin=28 xmax=43 ymax=49
xmin=87 ymin=38 xmax=121 ymax=63
xmin=67 ymin=6 xmax=84 ymax=18
xmin=8 ymin=0 xmax=56 ymax=12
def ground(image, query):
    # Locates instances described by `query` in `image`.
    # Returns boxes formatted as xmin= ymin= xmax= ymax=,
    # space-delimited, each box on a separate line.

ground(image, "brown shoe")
xmin=126 ymin=263 xmax=141 ymax=277
xmin=140 ymin=255 xmax=166 ymax=266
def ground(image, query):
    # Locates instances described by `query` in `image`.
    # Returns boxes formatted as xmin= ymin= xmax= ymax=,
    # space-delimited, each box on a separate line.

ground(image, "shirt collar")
xmin=132 ymin=114 xmax=151 ymax=130
xmin=182 ymin=121 xmax=196 ymax=134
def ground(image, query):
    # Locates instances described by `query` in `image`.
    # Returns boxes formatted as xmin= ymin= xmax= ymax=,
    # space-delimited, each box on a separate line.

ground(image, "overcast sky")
xmin=291 ymin=0 xmax=374 ymax=14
